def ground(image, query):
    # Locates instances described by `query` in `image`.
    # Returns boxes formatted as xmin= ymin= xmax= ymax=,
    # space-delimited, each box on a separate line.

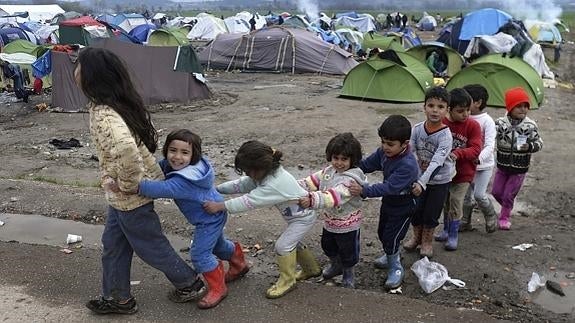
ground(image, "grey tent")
xmin=51 ymin=38 xmax=211 ymax=112
xmin=197 ymin=26 xmax=358 ymax=75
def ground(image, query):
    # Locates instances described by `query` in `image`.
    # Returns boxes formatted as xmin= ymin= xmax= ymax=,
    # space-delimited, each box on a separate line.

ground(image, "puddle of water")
xmin=530 ymin=270 xmax=575 ymax=314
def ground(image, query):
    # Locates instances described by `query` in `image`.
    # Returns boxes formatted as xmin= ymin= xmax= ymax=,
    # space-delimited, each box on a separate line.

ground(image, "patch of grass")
xmin=562 ymin=11 xmax=575 ymax=41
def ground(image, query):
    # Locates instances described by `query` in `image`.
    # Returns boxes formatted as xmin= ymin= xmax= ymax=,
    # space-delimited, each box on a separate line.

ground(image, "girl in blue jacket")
xmin=138 ymin=129 xmax=248 ymax=309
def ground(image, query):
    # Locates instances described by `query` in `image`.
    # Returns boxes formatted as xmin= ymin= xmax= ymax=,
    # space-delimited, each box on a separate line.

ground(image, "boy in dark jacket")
xmin=349 ymin=115 xmax=419 ymax=290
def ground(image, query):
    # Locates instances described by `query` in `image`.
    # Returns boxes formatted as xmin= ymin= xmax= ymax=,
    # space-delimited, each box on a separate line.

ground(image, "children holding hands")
xmin=203 ymin=141 xmax=321 ymax=299
xmin=461 ymin=84 xmax=498 ymax=233
xmin=436 ymin=88 xmax=482 ymax=251
xmin=298 ymin=133 xmax=367 ymax=288
xmin=404 ymin=87 xmax=454 ymax=258
xmin=138 ymin=129 xmax=248 ymax=309
xmin=492 ymin=87 xmax=543 ymax=230
xmin=349 ymin=115 xmax=420 ymax=290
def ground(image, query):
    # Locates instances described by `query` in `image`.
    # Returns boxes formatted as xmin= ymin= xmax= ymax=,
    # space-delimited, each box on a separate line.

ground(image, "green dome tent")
xmin=406 ymin=41 xmax=465 ymax=77
xmin=446 ymin=54 xmax=544 ymax=108
xmin=362 ymin=32 xmax=405 ymax=52
xmin=341 ymin=50 xmax=433 ymax=103
xmin=148 ymin=28 xmax=189 ymax=46
xmin=1 ymin=39 xmax=50 ymax=57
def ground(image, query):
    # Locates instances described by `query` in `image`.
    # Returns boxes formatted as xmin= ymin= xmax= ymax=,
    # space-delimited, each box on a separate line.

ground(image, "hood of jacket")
xmin=167 ymin=156 xmax=214 ymax=190
xmin=342 ymin=167 xmax=368 ymax=186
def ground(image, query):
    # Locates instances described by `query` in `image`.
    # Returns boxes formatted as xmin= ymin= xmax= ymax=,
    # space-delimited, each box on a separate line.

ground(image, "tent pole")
xmin=226 ymin=34 xmax=244 ymax=72
xmin=318 ymin=45 xmax=334 ymax=76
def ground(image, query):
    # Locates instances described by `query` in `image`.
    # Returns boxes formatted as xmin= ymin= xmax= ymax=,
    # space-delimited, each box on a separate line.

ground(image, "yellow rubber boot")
xmin=295 ymin=246 xmax=322 ymax=281
xmin=266 ymin=250 xmax=297 ymax=299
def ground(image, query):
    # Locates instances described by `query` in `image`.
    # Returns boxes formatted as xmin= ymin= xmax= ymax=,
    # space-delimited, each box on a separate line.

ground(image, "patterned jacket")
xmin=495 ymin=115 xmax=543 ymax=174
xmin=299 ymin=166 xmax=367 ymax=233
xmin=89 ymin=104 xmax=163 ymax=211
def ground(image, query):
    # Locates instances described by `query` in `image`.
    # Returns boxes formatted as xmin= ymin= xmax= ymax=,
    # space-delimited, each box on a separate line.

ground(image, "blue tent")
xmin=96 ymin=14 xmax=115 ymax=24
xmin=0 ymin=27 xmax=31 ymax=46
xmin=129 ymin=23 xmax=156 ymax=43
xmin=98 ymin=21 xmax=142 ymax=44
xmin=437 ymin=8 xmax=512 ymax=54
xmin=111 ymin=13 xmax=147 ymax=32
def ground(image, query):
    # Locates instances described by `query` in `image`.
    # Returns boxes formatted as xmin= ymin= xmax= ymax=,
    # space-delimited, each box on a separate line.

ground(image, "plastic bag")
xmin=411 ymin=257 xmax=466 ymax=294
xmin=527 ymin=272 xmax=545 ymax=293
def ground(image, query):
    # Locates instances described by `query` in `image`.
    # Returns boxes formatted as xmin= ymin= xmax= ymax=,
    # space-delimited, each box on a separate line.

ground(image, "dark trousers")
xmin=101 ymin=203 xmax=197 ymax=300
xmin=12 ymin=75 xmax=28 ymax=101
xmin=321 ymin=228 xmax=360 ymax=268
xmin=378 ymin=198 xmax=417 ymax=255
xmin=411 ymin=182 xmax=450 ymax=228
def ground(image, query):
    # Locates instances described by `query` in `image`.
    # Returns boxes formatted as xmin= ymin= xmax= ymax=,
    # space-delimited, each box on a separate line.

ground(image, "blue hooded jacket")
xmin=139 ymin=157 xmax=225 ymax=225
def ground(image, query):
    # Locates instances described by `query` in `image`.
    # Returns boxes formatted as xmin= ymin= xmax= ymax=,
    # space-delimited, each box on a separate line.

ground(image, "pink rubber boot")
xmin=498 ymin=207 xmax=512 ymax=230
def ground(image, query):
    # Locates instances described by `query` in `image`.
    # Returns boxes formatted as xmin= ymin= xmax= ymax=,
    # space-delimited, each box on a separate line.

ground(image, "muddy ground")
xmin=0 ymin=34 xmax=574 ymax=322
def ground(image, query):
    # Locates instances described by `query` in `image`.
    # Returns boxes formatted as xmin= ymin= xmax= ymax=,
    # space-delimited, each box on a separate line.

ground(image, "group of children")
xmin=80 ymin=48 xmax=542 ymax=315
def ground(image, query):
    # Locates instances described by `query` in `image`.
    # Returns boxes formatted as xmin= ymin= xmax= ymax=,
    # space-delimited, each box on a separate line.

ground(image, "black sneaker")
xmin=86 ymin=297 xmax=138 ymax=315
xmin=168 ymin=278 xmax=206 ymax=303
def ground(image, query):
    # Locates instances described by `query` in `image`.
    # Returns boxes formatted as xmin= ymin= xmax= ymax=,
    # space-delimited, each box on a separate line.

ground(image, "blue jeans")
xmin=190 ymin=212 xmax=234 ymax=273
xmin=101 ymin=203 xmax=198 ymax=300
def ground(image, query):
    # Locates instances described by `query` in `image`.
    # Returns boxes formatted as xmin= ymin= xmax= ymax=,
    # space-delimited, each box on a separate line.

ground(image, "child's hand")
xmin=518 ymin=144 xmax=529 ymax=151
xmin=348 ymin=181 xmax=363 ymax=196
xmin=412 ymin=182 xmax=423 ymax=196
xmin=203 ymin=201 xmax=225 ymax=214
xmin=449 ymin=152 xmax=458 ymax=161
xmin=102 ymin=177 xmax=120 ymax=193
xmin=419 ymin=160 xmax=429 ymax=171
xmin=299 ymin=196 xmax=311 ymax=208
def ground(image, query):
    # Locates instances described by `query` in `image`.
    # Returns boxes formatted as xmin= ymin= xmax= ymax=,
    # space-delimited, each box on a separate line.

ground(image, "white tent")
xmin=334 ymin=15 xmax=375 ymax=33
xmin=233 ymin=11 xmax=266 ymax=30
xmin=0 ymin=4 xmax=64 ymax=23
xmin=35 ymin=24 xmax=59 ymax=44
xmin=416 ymin=13 xmax=438 ymax=31
xmin=224 ymin=17 xmax=250 ymax=34
xmin=187 ymin=14 xmax=226 ymax=40
xmin=335 ymin=28 xmax=364 ymax=51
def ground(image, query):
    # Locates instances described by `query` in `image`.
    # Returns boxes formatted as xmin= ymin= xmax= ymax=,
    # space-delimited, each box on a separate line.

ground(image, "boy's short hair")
xmin=378 ymin=115 xmax=411 ymax=142
xmin=463 ymin=84 xmax=489 ymax=110
xmin=424 ymin=86 xmax=450 ymax=105
xmin=449 ymin=88 xmax=472 ymax=109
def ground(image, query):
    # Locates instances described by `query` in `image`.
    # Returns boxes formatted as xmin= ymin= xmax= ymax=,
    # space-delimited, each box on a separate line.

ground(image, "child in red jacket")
xmin=437 ymin=88 xmax=482 ymax=251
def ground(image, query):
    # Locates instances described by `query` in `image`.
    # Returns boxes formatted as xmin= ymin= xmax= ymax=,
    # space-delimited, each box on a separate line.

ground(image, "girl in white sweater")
xmin=461 ymin=84 xmax=497 ymax=232
xmin=203 ymin=141 xmax=319 ymax=299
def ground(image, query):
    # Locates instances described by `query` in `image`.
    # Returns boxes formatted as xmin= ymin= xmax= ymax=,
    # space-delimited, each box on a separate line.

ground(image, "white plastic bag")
xmin=411 ymin=257 xmax=466 ymax=294
xmin=527 ymin=272 xmax=545 ymax=293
